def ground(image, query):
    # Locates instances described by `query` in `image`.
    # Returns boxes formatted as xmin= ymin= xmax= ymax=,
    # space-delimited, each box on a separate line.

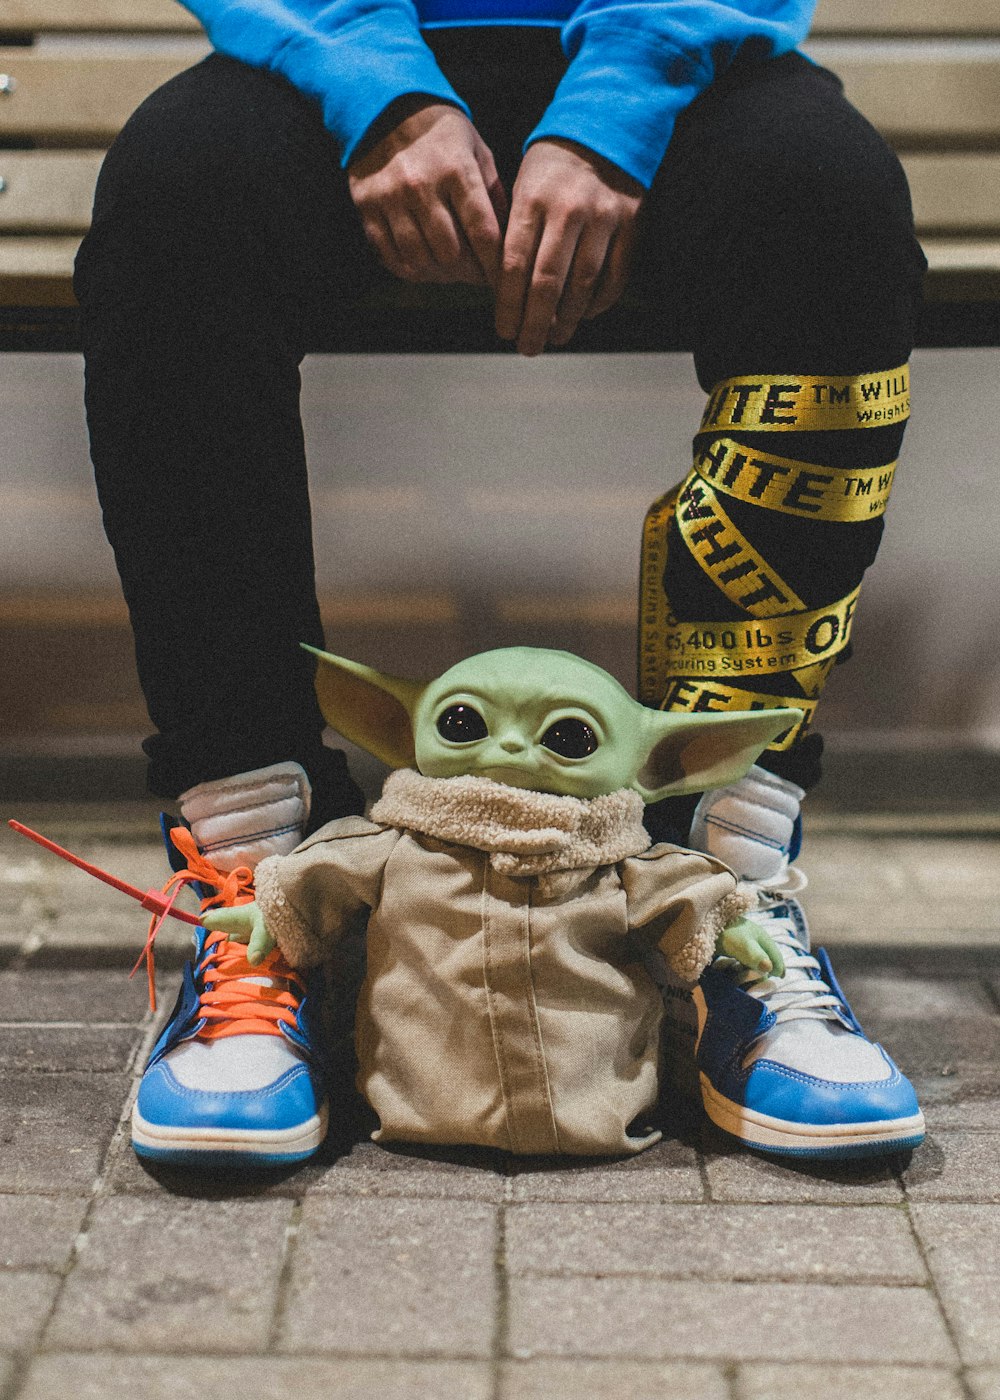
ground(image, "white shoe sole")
xmin=700 ymin=1073 xmax=925 ymax=1157
xmin=131 ymin=1100 xmax=328 ymax=1163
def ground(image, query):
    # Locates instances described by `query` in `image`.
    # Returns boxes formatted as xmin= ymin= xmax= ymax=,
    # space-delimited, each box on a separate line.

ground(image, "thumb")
xmin=201 ymin=904 xmax=257 ymax=943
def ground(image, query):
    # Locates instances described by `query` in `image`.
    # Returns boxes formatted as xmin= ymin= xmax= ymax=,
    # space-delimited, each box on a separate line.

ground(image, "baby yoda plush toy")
xmin=205 ymin=646 xmax=801 ymax=1157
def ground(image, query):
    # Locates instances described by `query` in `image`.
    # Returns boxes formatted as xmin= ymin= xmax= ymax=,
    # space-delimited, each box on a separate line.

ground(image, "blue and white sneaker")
xmin=131 ymin=763 xmax=329 ymax=1169
xmin=663 ymin=766 xmax=924 ymax=1160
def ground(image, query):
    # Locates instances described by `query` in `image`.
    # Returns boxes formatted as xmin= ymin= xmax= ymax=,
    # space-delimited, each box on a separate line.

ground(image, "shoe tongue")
xmin=690 ymin=766 xmax=803 ymax=881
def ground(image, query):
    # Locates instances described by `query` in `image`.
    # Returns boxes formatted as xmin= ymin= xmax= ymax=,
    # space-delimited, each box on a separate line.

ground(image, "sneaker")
xmin=661 ymin=766 xmax=924 ymax=1160
xmin=131 ymin=814 xmax=329 ymax=1169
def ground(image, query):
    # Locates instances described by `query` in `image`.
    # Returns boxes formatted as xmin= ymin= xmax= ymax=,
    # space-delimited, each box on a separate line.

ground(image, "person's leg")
xmin=636 ymin=51 xmax=925 ymax=821
xmin=73 ymin=53 xmax=405 ymax=1166
xmin=632 ymin=52 xmax=926 ymax=1157
xmin=74 ymin=52 xmax=379 ymax=829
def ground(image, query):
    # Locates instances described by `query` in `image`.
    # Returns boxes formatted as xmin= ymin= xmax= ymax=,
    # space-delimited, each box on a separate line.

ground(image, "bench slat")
xmin=0 ymin=234 xmax=80 ymax=305
xmin=903 ymin=154 xmax=1000 ymax=232
xmin=813 ymin=0 xmax=1000 ymax=34
xmin=3 ymin=0 xmax=201 ymax=31
xmin=0 ymin=50 xmax=205 ymax=141
xmin=809 ymin=51 xmax=1000 ymax=141
xmin=0 ymin=151 xmax=103 ymax=231
xmin=4 ymin=150 xmax=997 ymax=239
xmin=5 ymin=0 xmax=1000 ymax=38
xmin=3 ymin=47 xmax=998 ymax=145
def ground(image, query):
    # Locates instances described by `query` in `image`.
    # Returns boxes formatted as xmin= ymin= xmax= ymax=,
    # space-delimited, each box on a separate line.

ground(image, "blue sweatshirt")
xmin=181 ymin=0 xmax=816 ymax=188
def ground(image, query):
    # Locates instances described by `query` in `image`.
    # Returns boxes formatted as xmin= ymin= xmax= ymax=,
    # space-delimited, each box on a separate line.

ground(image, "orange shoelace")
xmin=133 ymin=826 xmax=306 ymax=1039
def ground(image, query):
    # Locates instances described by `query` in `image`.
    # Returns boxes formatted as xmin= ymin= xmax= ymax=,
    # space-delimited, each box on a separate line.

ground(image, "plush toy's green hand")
xmin=201 ymin=902 xmax=277 ymax=966
xmin=717 ymin=916 xmax=785 ymax=977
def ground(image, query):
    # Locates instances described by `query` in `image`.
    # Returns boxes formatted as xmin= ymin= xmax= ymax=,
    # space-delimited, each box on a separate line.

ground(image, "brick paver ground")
xmin=1 ymin=804 xmax=999 ymax=1399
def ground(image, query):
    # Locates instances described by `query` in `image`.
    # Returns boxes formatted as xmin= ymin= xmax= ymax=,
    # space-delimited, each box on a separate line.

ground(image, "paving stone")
xmin=902 ymin=1131 xmax=1000 ymax=1202
xmin=32 ymin=909 xmax=192 ymax=960
xmin=841 ymin=974 xmax=997 ymax=1021
xmin=806 ymin=898 xmax=1000 ymax=937
xmin=798 ymin=838 xmax=909 ymax=903
xmin=18 ymin=1354 xmax=493 ymax=1400
xmin=704 ymin=1141 xmax=905 ymax=1203
xmin=505 ymin=1203 xmax=924 ymax=1284
xmin=0 ymin=1356 xmax=15 ymax=1394
xmin=891 ymin=839 xmax=1000 ymax=901
xmin=1 ymin=840 xmax=174 ymax=921
xmin=969 ymin=1370 xmax=1000 ymax=1400
xmin=0 ymin=1193 xmax=89 ymax=1268
xmin=0 ymin=842 xmax=187 ymax=958
xmin=46 ymin=1196 xmax=293 ymax=1351
xmin=911 ymin=1204 xmax=1000 ymax=1365
xmin=500 ymin=1358 xmax=730 ymax=1399
xmin=0 ymin=1073 xmax=130 ymax=1191
xmin=0 ymin=1025 xmax=143 ymax=1073
xmin=509 ymin=1138 xmax=703 ymax=1204
xmin=509 ymin=1278 xmax=955 ymax=1363
xmin=0 ymin=1271 xmax=61 ymax=1350
xmin=874 ymin=1016 xmax=1000 ymax=1115
xmin=279 ymin=1196 xmax=497 ymax=1356
xmin=308 ymin=1138 xmax=509 ymax=1201
xmin=923 ymin=1097 xmax=1000 ymax=1131
xmin=0 ymin=967 xmax=152 ymax=1021
xmin=0 ymin=935 xmax=25 ymax=966
xmin=735 ymin=1363 xmax=966 ymax=1400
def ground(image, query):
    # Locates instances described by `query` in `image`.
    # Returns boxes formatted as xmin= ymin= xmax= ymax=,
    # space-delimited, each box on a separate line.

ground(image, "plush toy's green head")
xmin=304 ymin=645 xmax=802 ymax=802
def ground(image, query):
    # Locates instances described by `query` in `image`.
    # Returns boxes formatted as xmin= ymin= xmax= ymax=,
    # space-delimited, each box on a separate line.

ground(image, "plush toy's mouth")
xmin=472 ymin=763 xmax=542 ymax=788
xmin=470 ymin=763 xmax=592 ymax=798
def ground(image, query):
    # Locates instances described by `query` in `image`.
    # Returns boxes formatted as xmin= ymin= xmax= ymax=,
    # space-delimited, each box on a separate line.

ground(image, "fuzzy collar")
xmin=369 ymin=769 xmax=650 ymax=879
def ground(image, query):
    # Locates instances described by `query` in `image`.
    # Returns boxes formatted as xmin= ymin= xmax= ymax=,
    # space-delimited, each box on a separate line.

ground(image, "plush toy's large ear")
xmin=301 ymin=645 xmax=426 ymax=769
xmin=633 ymin=708 xmax=805 ymax=803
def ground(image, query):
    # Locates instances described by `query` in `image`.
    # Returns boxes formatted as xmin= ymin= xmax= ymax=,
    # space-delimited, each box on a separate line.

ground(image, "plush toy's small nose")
xmin=498 ymin=732 xmax=527 ymax=754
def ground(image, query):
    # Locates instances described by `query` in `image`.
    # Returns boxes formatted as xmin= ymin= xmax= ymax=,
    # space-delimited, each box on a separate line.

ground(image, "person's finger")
xmin=757 ymin=933 xmax=785 ymax=979
xmin=419 ymin=201 xmax=487 ymax=284
xmin=583 ymin=219 xmax=637 ymax=320
xmin=495 ymin=204 xmax=543 ymax=342
xmin=247 ymin=929 xmax=277 ymax=965
xmin=548 ymin=220 xmax=614 ymax=347
xmin=515 ymin=215 xmax=581 ymax=356
xmin=361 ymin=212 xmax=408 ymax=279
xmin=420 ymin=199 xmax=464 ymax=269
xmin=386 ymin=208 xmax=437 ymax=280
xmin=451 ymin=169 xmax=505 ymax=289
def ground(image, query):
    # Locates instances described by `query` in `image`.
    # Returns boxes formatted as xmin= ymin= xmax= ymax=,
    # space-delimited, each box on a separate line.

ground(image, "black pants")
xmin=73 ymin=30 xmax=926 ymax=819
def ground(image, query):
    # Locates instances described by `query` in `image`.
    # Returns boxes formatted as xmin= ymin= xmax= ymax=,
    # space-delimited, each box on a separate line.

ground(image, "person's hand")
xmin=201 ymin=902 xmax=277 ymax=966
xmin=495 ymin=138 xmax=644 ymax=356
xmin=348 ymin=101 xmax=508 ymax=287
xmin=717 ymin=917 xmax=786 ymax=978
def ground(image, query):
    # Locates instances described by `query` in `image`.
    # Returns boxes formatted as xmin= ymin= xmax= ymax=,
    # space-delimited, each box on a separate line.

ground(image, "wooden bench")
xmin=1 ymin=0 xmax=999 ymax=349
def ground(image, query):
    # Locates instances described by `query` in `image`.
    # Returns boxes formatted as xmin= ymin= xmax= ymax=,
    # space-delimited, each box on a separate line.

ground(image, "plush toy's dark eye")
xmin=436 ymin=704 xmax=488 ymax=743
xmin=540 ymin=718 xmax=599 ymax=758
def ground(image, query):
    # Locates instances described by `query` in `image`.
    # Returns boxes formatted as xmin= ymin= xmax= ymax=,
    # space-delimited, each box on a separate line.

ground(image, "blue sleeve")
xmin=180 ymin=0 xmax=471 ymax=167
xmin=527 ymin=0 xmax=817 ymax=188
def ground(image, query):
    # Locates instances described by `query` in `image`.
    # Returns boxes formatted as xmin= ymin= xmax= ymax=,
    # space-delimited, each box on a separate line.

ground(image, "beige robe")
xmin=254 ymin=769 xmax=749 ymax=1157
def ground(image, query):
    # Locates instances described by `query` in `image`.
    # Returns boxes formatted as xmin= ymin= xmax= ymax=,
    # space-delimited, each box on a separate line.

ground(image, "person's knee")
xmin=76 ymin=54 xmax=332 ymax=309
xmin=96 ymin=56 xmax=300 ymax=225
xmin=737 ymin=85 xmax=919 ymax=275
